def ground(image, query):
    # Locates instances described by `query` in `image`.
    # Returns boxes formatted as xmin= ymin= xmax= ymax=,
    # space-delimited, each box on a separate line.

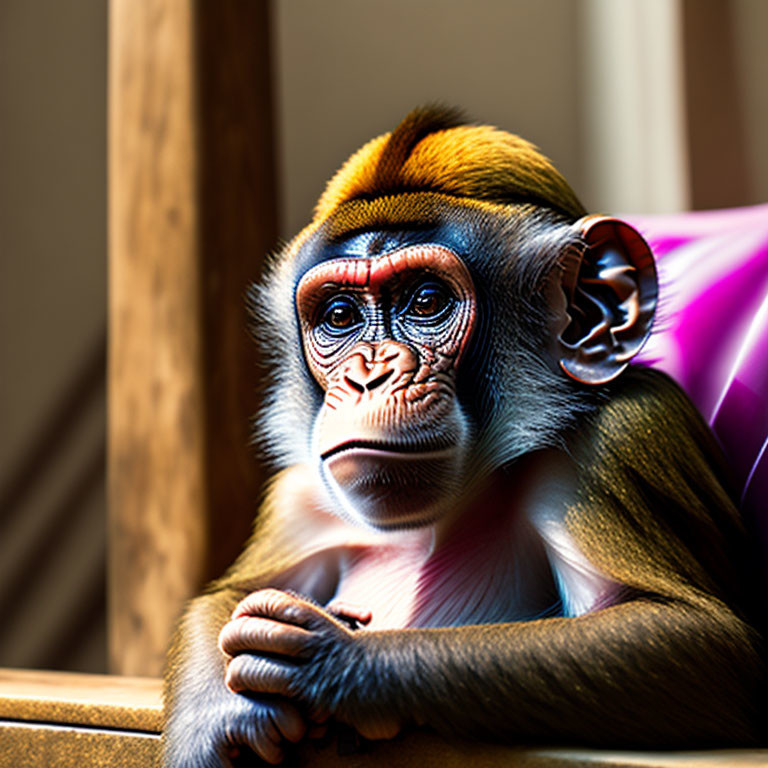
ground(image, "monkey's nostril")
xmin=344 ymin=376 xmax=365 ymax=394
xmin=366 ymin=369 xmax=394 ymax=391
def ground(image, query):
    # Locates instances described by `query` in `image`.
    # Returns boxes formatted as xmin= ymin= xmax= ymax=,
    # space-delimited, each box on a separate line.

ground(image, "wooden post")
xmin=682 ymin=0 xmax=751 ymax=209
xmin=108 ymin=0 xmax=276 ymax=677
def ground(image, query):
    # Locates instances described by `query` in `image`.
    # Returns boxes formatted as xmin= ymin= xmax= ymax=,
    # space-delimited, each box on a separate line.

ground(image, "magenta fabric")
xmin=626 ymin=204 xmax=768 ymax=554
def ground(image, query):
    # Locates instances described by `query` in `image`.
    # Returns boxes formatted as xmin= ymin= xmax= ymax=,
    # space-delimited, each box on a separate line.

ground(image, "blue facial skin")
xmin=313 ymin=277 xmax=459 ymax=355
xmin=294 ymin=221 xmax=472 ymax=278
xmin=291 ymin=200 xmax=573 ymax=431
xmin=292 ymin=214 xmax=499 ymax=430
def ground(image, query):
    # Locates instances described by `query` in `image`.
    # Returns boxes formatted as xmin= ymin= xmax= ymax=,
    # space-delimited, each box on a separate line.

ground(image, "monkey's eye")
xmin=318 ymin=296 xmax=362 ymax=334
xmin=403 ymin=281 xmax=453 ymax=320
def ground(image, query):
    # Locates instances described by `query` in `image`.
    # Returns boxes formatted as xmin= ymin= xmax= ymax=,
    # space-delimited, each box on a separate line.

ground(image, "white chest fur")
xmin=332 ymin=515 xmax=556 ymax=630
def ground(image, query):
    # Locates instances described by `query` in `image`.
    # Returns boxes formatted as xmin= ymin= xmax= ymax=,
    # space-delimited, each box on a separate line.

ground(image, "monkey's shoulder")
xmin=577 ymin=365 xmax=734 ymax=488
xmin=563 ymin=366 xmax=752 ymax=606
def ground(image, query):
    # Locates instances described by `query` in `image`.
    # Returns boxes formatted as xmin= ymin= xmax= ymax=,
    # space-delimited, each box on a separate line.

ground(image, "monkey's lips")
xmin=321 ymin=439 xmax=456 ymax=462
xmin=321 ymin=440 xmax=461 ymax=528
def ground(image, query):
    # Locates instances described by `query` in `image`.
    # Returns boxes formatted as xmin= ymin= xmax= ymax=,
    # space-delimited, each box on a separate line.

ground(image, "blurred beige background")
xmin=1 ymin=0 xmax=767 ymax=673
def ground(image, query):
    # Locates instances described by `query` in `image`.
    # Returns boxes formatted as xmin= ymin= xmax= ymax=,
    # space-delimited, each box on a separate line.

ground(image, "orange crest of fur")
xmin=312 ymin=106 xmax=586 ymax=226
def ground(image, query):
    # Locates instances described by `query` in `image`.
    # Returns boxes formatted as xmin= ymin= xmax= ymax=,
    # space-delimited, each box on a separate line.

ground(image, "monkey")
xmin=163 ymin=107 xmax=763 ymax=767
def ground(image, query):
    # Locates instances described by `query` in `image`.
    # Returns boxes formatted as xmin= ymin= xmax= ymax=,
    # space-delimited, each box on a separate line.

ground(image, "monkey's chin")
xmin=321 ymin=445 xmax=461 ymax=529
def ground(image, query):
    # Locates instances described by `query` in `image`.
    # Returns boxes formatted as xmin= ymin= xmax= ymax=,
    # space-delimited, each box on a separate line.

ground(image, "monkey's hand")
xmin=219 ymin=588 xmax=403 ymax=741
xmin=164 ymin=684 xmax=307 ymax=767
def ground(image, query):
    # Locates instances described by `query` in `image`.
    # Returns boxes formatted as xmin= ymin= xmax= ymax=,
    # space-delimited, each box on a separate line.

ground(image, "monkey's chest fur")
xmin=329 ymin=519 xmax=557 ymax=630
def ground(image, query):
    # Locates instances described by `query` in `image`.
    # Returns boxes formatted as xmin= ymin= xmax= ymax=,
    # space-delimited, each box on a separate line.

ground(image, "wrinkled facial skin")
xmin=296 ymin=244 xmax=477 ymax=528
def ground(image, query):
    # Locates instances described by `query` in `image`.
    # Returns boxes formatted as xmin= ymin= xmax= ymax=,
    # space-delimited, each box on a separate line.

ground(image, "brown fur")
xmin=163 ymin=109 xmax=763 ymax=768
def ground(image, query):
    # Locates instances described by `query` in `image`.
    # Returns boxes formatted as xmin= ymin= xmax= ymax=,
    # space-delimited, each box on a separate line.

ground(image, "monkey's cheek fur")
xmin=322 ymin=446 xmax=462 ymax=529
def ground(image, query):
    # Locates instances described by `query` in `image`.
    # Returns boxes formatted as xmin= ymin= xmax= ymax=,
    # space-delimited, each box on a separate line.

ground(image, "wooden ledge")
xmin=0 ymin=667 xmax=162 ymax=732
xmin=0 ymin=668 xmax=162 ymax=768
xmin=301 ymin=732 xmax=768 ymax=768
xmin=1 ymin=669 xmax=767 ymax=767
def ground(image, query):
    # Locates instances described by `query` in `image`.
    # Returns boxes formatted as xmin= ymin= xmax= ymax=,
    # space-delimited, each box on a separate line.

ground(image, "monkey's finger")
xmin=309 ymin=707 xmax=332 ymax=727
xmin=356 ymin=714 xmax=403 ymax=742
xmin=269 ymin=700 xmax=307 ymax=743
xmin=218 ymin=616 xmax=315 ymax=658
xmin=225 ymin=654 xmax=296 ymax=696
xmin=307 ymin=722 xmax=328 ymax=739
xmin=240 ymin=726 xmax=284 ymax=766
xmin=232 ymin=588 xmax=318 ymax=627
xmin=225 ymin=711 xmax=284 ymax=766
xmin=326 ymin=600 xmax=372 ymax=627
xmin=311 ymin=709 xmax=331 ymax=724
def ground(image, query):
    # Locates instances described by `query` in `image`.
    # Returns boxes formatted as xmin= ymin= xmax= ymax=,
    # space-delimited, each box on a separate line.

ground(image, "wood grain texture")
xmin=196 ymin=1 xmax=276 ymax=582
xmin=108 ymin=0 xmax=275 ymax=677
xmin=0 ymin=721 xmax=160 ymax=768
xmin=109 ymin=0 xmax=206 ymax=678
xmin=1 ymin=669 xmax=766 ymax=768
xmin=0 ymin=668 xmax=161 ymax=731
xmin=288 ymin=735 xmax=768 ymax=768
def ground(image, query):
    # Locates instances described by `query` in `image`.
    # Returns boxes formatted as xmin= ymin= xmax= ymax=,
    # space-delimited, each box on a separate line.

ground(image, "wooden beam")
xmin=682 ymin=0 xmax=751 ymax=209
xmin=3 ymin=670 xmax=768 ymax=768
xmin=108 ymin=0 xmax=276 ymax=677
xmin=196 ymin=2 xmax=278 ymax=581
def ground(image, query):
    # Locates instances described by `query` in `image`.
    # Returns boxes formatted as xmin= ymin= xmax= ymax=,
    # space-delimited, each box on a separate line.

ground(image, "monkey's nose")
xmin=364 ymin=369 xmax=394 ymax=391
xmin=366 ymin=341 xmax=418 ymax=391
xmin=340 ymin=341 xmax=417 ymax=395
xmin=343 ymin=366 xmax=394 ymax=393
xmin=373 ymin=341 xmax=419 ymax=372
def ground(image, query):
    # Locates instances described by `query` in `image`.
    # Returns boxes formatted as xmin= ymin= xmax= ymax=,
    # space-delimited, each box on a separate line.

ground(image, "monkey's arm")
xmin=221 ymin=371 xmax=763 ymax=748
xmin=221 ymin=586 xmax=760 ymax=748
xmin=163 ymin=588 xmax=308 ymax=767
xmin=163 ymin=467 xmax=355 ymax=768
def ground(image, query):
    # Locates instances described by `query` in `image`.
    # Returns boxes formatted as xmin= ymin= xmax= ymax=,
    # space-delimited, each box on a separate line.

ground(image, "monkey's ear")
xmin=557 ymin=216 xmax=657 ymax=385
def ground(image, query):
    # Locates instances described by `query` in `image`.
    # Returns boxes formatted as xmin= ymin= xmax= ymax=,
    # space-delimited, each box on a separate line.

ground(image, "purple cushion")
xmin=627 ymin=204 xmax=768 ymax=550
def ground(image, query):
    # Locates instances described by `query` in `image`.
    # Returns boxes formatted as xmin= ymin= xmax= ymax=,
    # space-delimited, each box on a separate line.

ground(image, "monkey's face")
xmin=296 ymin=243 xmax=477 ymax=529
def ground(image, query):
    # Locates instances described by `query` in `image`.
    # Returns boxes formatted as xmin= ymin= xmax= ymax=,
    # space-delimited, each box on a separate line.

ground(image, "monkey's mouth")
xmin=321 ymin=437 xmax=463 ymax=529
xmin=321 ymin=439 xmax=455 ymax=461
